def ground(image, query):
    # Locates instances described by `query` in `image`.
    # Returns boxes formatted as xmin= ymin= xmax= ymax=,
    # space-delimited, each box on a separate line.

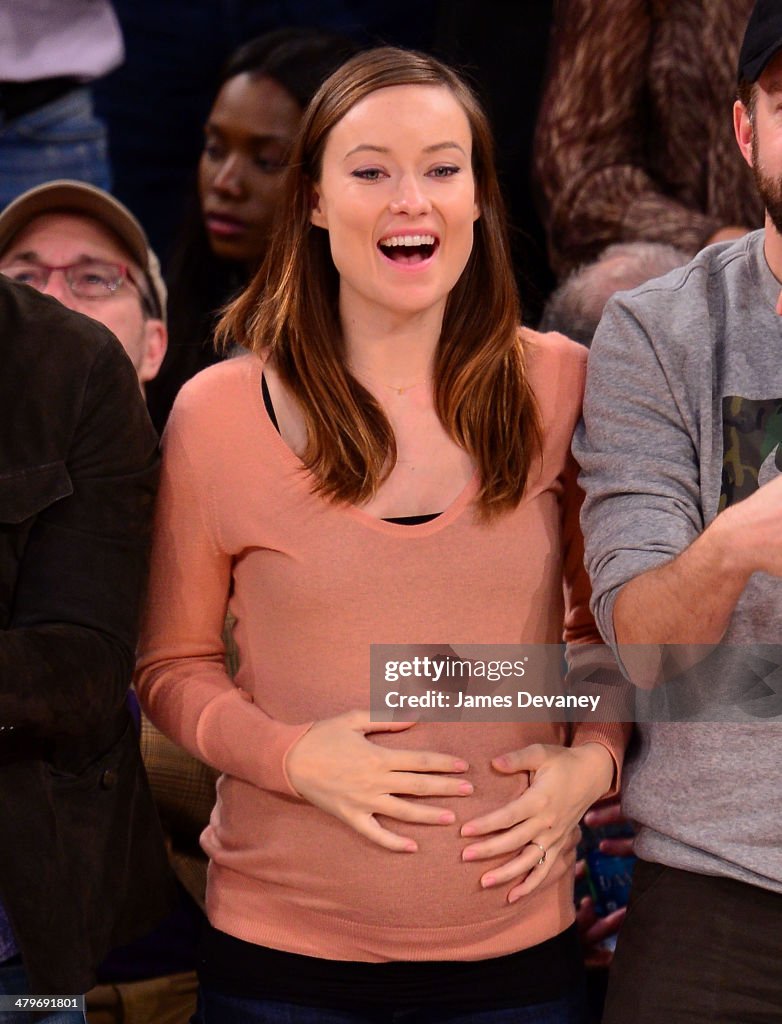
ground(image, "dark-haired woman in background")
xmin=137 ymin=47 xmax=626 ymax=1023
xmin=146 ymin=27 xmax=358 ymax=431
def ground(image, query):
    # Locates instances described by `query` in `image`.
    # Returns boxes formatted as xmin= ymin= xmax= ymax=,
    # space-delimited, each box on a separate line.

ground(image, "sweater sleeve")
xmin=560 ymin=446 xmax=630 ymax=798
xmin=134 ymin=400 xmax=311 ymax=797
xmin=572 ymin=293 xmax=703 ymax=652
xmin=534 ymin=0 xmax=721 ymax=277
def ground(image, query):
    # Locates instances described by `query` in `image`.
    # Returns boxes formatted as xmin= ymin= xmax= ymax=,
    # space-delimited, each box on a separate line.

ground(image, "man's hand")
xmin=719 ymin=473 xmax=782 ymax=579
xmin=575 ymin=889 xmax=626 ymax=967
xmin=615 ymin=470 xmax=782 ymax=651
xmin=583 ymin=798 xmax=634 ymax=857
xmin=575 ymin=797 xmax=634 ymax=963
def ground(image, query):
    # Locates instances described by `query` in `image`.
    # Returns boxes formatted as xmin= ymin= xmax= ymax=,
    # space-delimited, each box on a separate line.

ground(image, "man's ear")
xmin=310 ymin=182 xmax=328 ymax=229
xmin=138 ymin=319 xmax=167 ymax=387
xmin=734 ymin=99 xmax=755 ymax=169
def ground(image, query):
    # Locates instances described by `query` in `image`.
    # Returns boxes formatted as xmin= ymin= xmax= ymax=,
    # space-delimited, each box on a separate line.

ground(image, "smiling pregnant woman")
xmin=136 ymin=47 xmax=626 ymax=1024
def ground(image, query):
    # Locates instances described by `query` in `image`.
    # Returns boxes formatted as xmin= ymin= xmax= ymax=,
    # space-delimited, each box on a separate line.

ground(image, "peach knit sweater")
xmin=135 ymin=329 xmax=624 ymax=962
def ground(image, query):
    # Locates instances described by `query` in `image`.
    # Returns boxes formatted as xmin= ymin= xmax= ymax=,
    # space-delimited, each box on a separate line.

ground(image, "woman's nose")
xmin=388 ymin=175 xmax=432 ymax=216
xmin=211 ymin=153 xmax=245 ymax=197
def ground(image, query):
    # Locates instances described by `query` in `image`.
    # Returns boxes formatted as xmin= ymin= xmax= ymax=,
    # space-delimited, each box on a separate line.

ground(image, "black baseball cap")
xmin=738 ymin=0 xmax=782 ymax=83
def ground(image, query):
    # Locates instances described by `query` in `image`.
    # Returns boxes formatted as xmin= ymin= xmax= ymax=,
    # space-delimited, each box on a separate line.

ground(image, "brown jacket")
xmin=535 ymin=0 xmax=763 ymax=277
xmin=0 ymin=278 xmax=174 ymax=993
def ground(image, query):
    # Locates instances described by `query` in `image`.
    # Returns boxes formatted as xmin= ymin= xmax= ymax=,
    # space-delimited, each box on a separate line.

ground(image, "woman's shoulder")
xmin=520 ymin=324 xmax=587 ymax=362
xmin=169 ymin=351 xmax=262 ymax=430
xmin=519 ymin=326 xmax=587 ymax=410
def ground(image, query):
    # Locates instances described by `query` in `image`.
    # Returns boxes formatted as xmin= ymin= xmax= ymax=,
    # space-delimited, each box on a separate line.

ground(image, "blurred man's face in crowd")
xmin=0 ymin=212 xmax=166 ymax=390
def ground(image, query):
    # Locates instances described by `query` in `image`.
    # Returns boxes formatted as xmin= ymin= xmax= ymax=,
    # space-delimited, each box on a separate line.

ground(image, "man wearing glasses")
xmin=0 ymin=180 xmax=167 ymax=393
xmin=0 ymin=181 xmax=173 ymax=1023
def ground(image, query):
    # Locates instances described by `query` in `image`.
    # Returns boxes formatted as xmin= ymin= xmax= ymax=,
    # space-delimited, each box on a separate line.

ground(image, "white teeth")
xmin=380 ymin=234 xmax=436 ymax=247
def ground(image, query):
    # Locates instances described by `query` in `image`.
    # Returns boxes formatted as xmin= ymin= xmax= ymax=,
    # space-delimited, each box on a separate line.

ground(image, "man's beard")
xmin=752 ymin=131 xmax=782 ymax=234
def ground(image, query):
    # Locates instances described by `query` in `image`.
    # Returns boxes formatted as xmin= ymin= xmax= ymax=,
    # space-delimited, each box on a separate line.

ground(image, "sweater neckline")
xmin=244 ymin=354 xmax=479 ymax=537
xmin=750 ymin=229 xmax=782 ymax=313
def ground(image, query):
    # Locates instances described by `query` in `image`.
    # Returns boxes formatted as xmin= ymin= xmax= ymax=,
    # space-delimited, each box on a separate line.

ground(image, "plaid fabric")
xmin=139 ymin=715 xmax=218 ymax=910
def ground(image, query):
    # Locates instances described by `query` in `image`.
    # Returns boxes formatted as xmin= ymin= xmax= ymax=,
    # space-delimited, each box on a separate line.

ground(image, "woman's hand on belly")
xmin=285 ymin=710 xmax=473 ymax=852
xmin=459 ymin=741 xmax=615 ymax=902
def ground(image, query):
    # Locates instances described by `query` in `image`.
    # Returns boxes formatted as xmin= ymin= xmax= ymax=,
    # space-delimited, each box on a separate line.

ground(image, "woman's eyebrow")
xmin=344 ymin=144 xmax=389 ymax=159
xmin=423 ymin=141 xmax=467 ymax=154
xmin=343 ymin=140 xmax=467 ymax=159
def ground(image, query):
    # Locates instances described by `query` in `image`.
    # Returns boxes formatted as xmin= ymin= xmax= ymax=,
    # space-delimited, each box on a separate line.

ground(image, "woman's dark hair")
xmin=147 ymin=27 xmax=360 ymax=431
xmin=223 ymin=28 xmax=360 ymax=110
xmin=219 ymin=47 xmax=541 ymax=518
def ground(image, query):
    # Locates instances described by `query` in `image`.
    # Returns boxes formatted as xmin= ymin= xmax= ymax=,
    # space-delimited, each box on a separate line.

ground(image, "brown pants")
xmin=85 ymin=970 xmax=197 ymax=1024
xmin=603 ymin=861 xmax=782 ymax=1024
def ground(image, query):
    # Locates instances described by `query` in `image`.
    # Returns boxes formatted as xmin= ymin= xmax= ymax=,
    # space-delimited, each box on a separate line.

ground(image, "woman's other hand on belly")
xmin=459 ymin=742 xmax=614 ymax=902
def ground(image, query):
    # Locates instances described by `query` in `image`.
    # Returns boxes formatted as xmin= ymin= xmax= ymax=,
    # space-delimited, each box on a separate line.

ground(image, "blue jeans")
xmin=0 ymin=87 xmax=111 ymax=209
xmin=0 ymin=958 xmax=85 ymax=1024
xmin=191 ymin=986 xmax=586 ymax=1024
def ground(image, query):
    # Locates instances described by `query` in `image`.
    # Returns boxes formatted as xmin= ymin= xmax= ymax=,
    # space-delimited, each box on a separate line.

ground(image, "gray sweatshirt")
xmin=575 ymin=229 xmax=782 ymax=892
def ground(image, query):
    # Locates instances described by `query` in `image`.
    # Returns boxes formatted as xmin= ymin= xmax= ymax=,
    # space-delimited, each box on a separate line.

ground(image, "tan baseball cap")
xmin=0 ymin=179 xmax=167 ymax=319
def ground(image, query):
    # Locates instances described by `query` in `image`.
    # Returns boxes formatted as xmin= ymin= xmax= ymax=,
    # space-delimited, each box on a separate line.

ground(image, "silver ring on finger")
xmin=529 ymin=841 xmax=547 ymax=866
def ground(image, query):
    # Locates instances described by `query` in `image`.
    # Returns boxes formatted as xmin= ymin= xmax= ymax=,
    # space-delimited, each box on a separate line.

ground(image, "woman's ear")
xmin=310 ymin=183 xmax=328 ymax=228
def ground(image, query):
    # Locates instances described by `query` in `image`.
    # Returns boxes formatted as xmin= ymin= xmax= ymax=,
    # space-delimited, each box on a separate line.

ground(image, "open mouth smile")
xmin=377 ymin=233 xmax=439 ymax=265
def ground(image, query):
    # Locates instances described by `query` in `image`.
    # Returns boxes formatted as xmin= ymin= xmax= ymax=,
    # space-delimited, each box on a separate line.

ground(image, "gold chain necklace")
xmin=380 ymin=378 xmax=431 ymax=396
xmin=350 ymin=367 xmax=431 ymax=396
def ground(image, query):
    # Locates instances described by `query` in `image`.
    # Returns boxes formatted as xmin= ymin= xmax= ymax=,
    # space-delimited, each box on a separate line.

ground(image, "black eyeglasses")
xmin=0 ymin=259 xmax=146 ymax=303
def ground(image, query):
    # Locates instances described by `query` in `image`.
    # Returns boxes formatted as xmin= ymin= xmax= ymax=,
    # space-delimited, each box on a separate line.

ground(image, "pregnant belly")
xmin=204 ymin=729 xmax=569 ymax=932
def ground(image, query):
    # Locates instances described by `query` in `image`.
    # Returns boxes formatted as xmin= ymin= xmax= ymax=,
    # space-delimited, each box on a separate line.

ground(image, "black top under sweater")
xmin=261 ymin=372 xmax=441 ymax=526
xmin=198 ymin=921 xmax=583 ymax=1011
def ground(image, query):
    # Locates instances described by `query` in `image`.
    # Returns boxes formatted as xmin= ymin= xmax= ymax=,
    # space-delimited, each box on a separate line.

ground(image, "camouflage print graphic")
xmin=720 ymin=396 xmax=782 ymax=511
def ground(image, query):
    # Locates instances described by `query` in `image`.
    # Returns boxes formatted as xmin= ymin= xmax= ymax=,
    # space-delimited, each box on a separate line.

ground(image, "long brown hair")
xmin=218 ymin=47 xmax=540 ymax=517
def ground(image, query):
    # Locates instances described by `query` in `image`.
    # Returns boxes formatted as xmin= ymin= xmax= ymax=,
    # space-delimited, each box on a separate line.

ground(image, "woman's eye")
xmin=352 ymin=168 xmax=385 ymax=181
xmin=428 ymin=165 xmax=459 ymax=178
xmin=202 ymin=140 xmax=224 ymax=161
xmin=254 ymin=155 xmax=287 ymax=174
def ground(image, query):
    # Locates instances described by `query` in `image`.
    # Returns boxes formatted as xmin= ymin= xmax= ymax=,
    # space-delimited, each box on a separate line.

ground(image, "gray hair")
xmin=539 ymin=242 xmax=689 ymax=346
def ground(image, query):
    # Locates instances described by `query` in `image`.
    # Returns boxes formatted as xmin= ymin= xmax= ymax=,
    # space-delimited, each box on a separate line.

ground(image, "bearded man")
xmin=575 ymin=1 xmax=782 ymax=1021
